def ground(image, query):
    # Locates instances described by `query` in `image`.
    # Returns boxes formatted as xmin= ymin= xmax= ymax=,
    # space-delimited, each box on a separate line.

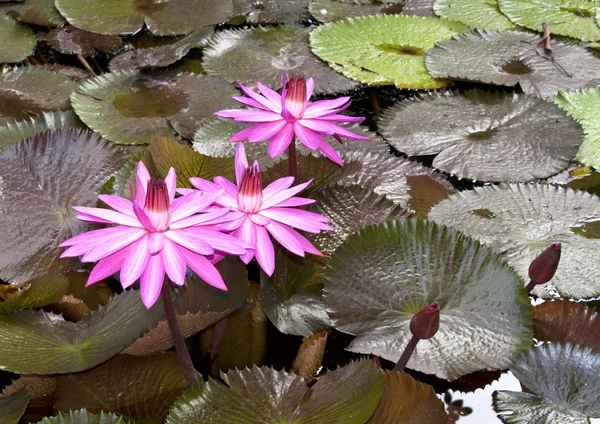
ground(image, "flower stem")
xmin=393 ymin=335 xmax=419 ymax=372
xmin=161 ymin=281 xmax=199 ymax=386
xmin=525 ymin=280 xmax=536 ymax=293
xmin=288 ymin=139 xmax=297 ymax=179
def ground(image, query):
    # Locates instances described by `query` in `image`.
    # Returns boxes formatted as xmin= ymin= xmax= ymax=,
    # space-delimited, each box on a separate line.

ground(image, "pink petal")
xmin=229 ymin=127 xmax=253 ymax=142
xmin=86 ymin=244 xmax=134 ymax=286
xmin=169 ymin=207 xmax=235 ymax=229
xmin=132 ymin=200 xmax=155 ymax=231
xmin=276 ymin=197 xmax=316 ymax=207
xmin=306 ymin=78 xmax=314 ymax=101
xmin=73 ymin=206 xmax=143 ymax=228
xmin=221 ymin=216 xmax=246 ymax=232
xmin=120 ymin=236 xmax=150 ymax=288
xmin=266 ymin=221 xmax=304 ymax=257
xmin=74 ymin=213 xmax=113 ymax=224
xmin=229 ymin=110 xmax=283 ymax=123
xmin=304 ymin=97 xmax=351 ymax=118
xmin=248 ymin=120 xmax=288 ymax=143
xmin=293 ymin=230 xmax=323 ymax=256
xmin=177 ymin=188 xmax=195 ymax=196
xmin=60 ymin=225 xmax=139 ymax=248
xmin=176 ymin=226 xmax=250 ymax=255
xmin=260 ymin=207 xmax=331 ymax=233
xmin=235 ymin=142 xmax=248 ymax=187
xmin=262 ymin=176 xmax=295 ymax=199
xmin=261 ymin=179 xmax=312 ymax=209
xmin=299 ymin=119 xmax=370 ymax=140
xmin=165 ymin=167 xmax=177 ymax=203
xmin=254 ymin=225 xmax=275 ymax=276
xmin=140 ymin=254 xmax=165 ymax=308
xmin=232 ymin=96 xmax=270 ymax=110
xmin=293 ymin=122 xmax=323 ymax=150
xmin=316 ymin=139 xmax=344 ymax=166
xmin=189 ymin=177 xmax=220 ymax=193
xmin=136 ymin=161 xmax=151 ymax=195
xmin=180 ymin=247 xmax=228 ymax=291
xmin=148 ymin=232 xmax=166 ymax=255
xmin=249 ymin=214 xmax=270 ymax=226
xmin=214 ymin=176 xmax=239 ymax=200
xmin=170 ymin=190 xmax=224 ymax=224
xmin=136 ymin=174 xmax=146 ymax=207
xmin=97 ymin=195 xmax=135 ymax=217
xmin=238 ymin=81 xmax=279 ymax=112
xmin=81 ymin=228 xmax=147 ymax=262
xmin=256 ymin=81 xmax=283 ymax=112
xmin=161 ymin=239 xmax=186 ymax=286
xmin=238 ymin=217 xmax=257 ymax=251
xmin=313 ymin=114 xmax=365 ymax=123
xmin=267 ymin=123 xmax=295 ymax=157
xmin=164 ymin=228 xmax=215 ymax=255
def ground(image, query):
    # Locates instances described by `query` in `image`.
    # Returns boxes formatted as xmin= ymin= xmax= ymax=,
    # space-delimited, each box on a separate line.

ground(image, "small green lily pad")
xmin=0 ymin=15 xmax=35 ymax=63
xmin=0 ymin=0 xmax=65 ymax=27
xmin=434 ymin=0 xmax=518 ymax=30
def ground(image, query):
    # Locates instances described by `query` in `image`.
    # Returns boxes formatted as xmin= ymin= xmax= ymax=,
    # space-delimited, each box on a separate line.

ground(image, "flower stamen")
xmin=283 ymin=75 xmax=307 ymax=119
xmin=144 ymin=178 xmax=171 ymax=232
xmin=237 ymin=162 xmax=263 ymax=214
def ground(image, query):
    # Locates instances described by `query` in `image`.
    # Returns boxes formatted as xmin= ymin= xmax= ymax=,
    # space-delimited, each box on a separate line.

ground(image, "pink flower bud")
xmin=144 ymin=178 xmax=171 ymax=232
xmin=410 ymin=303 xmax=440 ymax=340
xmin=528 ymin=243 xmax=561 ymax=285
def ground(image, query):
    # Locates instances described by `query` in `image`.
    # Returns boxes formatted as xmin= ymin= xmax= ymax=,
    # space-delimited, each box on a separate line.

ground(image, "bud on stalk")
xmin=393 ymin=303 xmax=440 ymax=372
xmin=526 ymin=243 xmax=561 ymax=293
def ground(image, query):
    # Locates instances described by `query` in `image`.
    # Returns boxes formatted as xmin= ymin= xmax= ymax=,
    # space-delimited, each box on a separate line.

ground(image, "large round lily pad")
xmin=0 ymin=14 xmax=35 ymax=63
xmin=231 ymin=0 xmax=309 ymax=23
xmin=42 ymin=25 xmax=123 ymax=56
xmin=379 ymin=90 xmax=582 ymax=181
xmin=433 ymin=0 xmax=518 ymax=30
xmin=0 ymin=0 xmax=65 ymax=27
xmin=71 ymin=70 xmax=239 ymax=144
xmin=428 ymin=184 xmax=600 ymax=299
xmin=309 ymin=0 xmax=403 ymax=23
xmin=324 ymin=219 xmax=532 ymax=381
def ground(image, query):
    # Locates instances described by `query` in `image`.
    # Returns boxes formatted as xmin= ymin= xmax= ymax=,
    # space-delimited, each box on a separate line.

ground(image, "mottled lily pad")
xmin=0 ymin=274 xmax=70 ymax=313
xmin=309 ymin=14 xmax=469 ymax=88
xmin=71 ymin=70 xmax=238 ymax=144
xmin=43 ymin=25 xmax=123 ymax=56
xmin=309 ymin=0 xmax=403 ymax=23
xmin=39 ymin=410 xmax=128 ymax=424
xmin=55 ymin=0 xmax=233 ymax=36
xmin=402 ymin=0 xmax=436 ymax=16
xmin=232 ymin=0 xmax=309 ymax=23
xmin=0 ymin=66 xmax=78 ymax=126
xmin=324 ymin=219 xmax=532 ymax=380
xmin=428 ymin=184 xmax=600 ymax=298
xmin=0 ymin=14 xmax=35 ymax=63
xmin=0 ymin=388 xmax=29 ymax=424
xmin=379 ymin=90 xmax=582 ymax=181
xmin=425 ymin=31 xmax=600 ymax=100
xmin=0 ymin=0 xmax=65 ymax=27
xmin=203 ymin=25 xmax=357 ymax=94
xmin=433 ymin=0 xmax=518 ymax=30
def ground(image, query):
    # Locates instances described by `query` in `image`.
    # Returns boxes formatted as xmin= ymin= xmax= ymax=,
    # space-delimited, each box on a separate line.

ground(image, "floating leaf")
xmin=425 ymin=31 xmax=600 ymax=100
xmin=3 ymin=376 xmax=57 ymax=423
xmin=71 ymin=70 xmax=238 ymax=144
xmin=43 ymin=25 xmax=123 ymax=56
xmin=0 ymin=388 xmax=29 ymax=424
xmin=324 ymin=219 xmax=532 ymax=381
xmin=379 ymin=90 xmax=582 ymax=181
xmin=498 ymin=0 xmax=600 ymax=41
xmin=309 ymin=0 xmax=402 ymax=23
xmin=203 ymin=25 xmax=357 ymax=94
xmin=42 ymin=64 xmax=91 ymax=82
xmin=39 ymin=410 xmax=128 ymax=424
xmin=292 ymin=331 xmax=328 ymax=378
xmin=493 ymin=343 xmax=600 ymax=423
xmin=428 ymin=184 xmax=600 ymax=298
xmin=0 ymin=274 xmax=70 ymax=313
xmin=309 ymin=14 xmax=469 ymax=88
xmin=55 ymin=0 xmax=233 ymax=36
xmin=0 ymin=289 xmax=165 ymax=374
xmin=555 ymin=87 xmax=600 ymax=169
xmin=166 ymin=359 xmax=384 ymax=424
xmin=433 ymin=0 xmax=518 ymax=30
xmin=0 ymin=0 xmax=65 ymax=27
xmin=0 ymin=129 xmax=127 ymax=284
xmin=402 ymin=0 xmax=436 ymax=16
xmin=231 ymin=0 xmax=309 ymax=23
xmin=0 ymin=15 xmax=35 ymax=63
xmin=0 ymin=66 xmax=78 ymax=126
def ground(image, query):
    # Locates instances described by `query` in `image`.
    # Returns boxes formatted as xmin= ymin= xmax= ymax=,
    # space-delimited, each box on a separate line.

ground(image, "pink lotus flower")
xmin=213 ymin=74 xmax=369 ymax=166
xmin=59 ymin=162 xmax=251 ymax=308
xmin=187 ymin=143 xmax=332 ymax=276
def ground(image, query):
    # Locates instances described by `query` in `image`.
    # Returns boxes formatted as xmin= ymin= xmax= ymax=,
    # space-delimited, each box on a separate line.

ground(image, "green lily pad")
xmin=0 ymin=15 xmax=35 ymax=63
xmin=0 ymin=289 xmax=165 ymax=374
xmin=493 ymin=343 xmax=600 ymax=423
xmin=0 ymin=0 xmax=65 ymax=27
xmin=231 ymin=0 xmax=309 ymax=23
xmin=203 ymin=25 xmax=357 ymax=94
xmin=0 ymin=129 xmax=127 ymax=285
xmin=324 ymin=219 xmax=532 ymax=381
xmin=55 ymin=0 xmax=233 ymax=36
xmin=43 ymin=25 xmax=123 ymax=56
xmin=555 ymin=87 xmax=600 ymax=169
xmin=498 ymin=0 xmax=600 ymax=41
xmin=166 ymin=359 xmax=384 ymax=424
xmin=309 ymin=0 xmax=403 ymax=23
xmin=309 ymin=14 xmax=469 ymax=88
xmin=2 ymin=376 xmax=57 ymax=424
xmin=0 ymin=274 xmax=70 ymax=313
xmin=71 ymin=70 xmax=238 ymax=144
xmin=0 ymin=388 xmax=29 ymax=424
xmin=39 ymin=410 xmax=129 ymax=424
xmin=433 ymin=0 xmax=518 ymax=30
xmin=425 ymin=31 xmax=600 ymax=100
xmin=428 ymin=184 xmax=600 ymax=299
xmin=379 ymin=90 xmax=582 ymax=181
xmin=0 ymin=66 xmax=78 ymax=126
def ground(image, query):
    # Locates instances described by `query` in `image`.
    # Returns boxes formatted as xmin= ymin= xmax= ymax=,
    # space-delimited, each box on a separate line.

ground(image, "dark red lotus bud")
xmin=528 ymin=243 xmax=561 ymax=285
xmin=410 ymin=303 xmax=439 ymax=340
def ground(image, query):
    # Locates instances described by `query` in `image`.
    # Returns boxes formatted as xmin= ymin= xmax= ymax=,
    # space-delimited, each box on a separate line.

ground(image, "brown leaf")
xmin=2 ymin=376 xmax=57 ymax=423
xmin=43 ymin=24 xmax=122 ymax=56
xmin=292 ymin=331 xmax=328 ymax=379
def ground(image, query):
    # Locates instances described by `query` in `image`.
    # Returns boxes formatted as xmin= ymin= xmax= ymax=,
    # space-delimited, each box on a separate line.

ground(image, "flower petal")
xmin=235 ymin=142 xmax=248 ymax=187
xmin=250 ymin=213 xmax=271 ymax=226
xmin=214 ymin=176 xmax=239 ymax=200
xmin=81 ymin=228 xmax=147 ymax=262
xmin=267 ymin=123 xmax=294 ymax=157
xmin=303 ymin=97 xmax=351 ymax=118
xmin=136 ymin=174 xmax=146 ymax=207
xmin=298 ymin=119 xmax=370 ymax=140
xmin=74 ymin=213 xmax=113 ymax=224
xmin=180 ymin=247 xmax=228 ymax=291
xmin=169 ymin=207 xmax=236 ymax=229
xmin=169 ymin=189 xmax=224 ymax=224
xmin=176 ymin=226 xmax=251 ymax=255
xmin=229 ymin=110 xmax=283 ymax=123
xmin=275 ymin=197 xmax=316 ymax=207
xmin=132 ymin=200 xmax=155 ymax=231
xmin=306 ymin=78 xmax=314 ymax=101
xmin=293 ymin=230 xmax=323 ymax=256
xmin=59 ymin=225 xmax=139 ymax=249
xmin=232 ymin=96 xmax=270 ymax=110
xmin=86 ymin=244 xmax=134 ymax=286
xmin=238 ymin=81 xmax=279 ymax=112
xmin=266 ymin=221 xmax=304 ymax=257
xmin=73 ymin=206 xmax=143 ymax=227
xmin=259 ymin=207 xmax=331 ymax=233
xmin=248 ymin=120 xmax=288 ymax=143
xmin=97 ymin=195 xmax=135 ymax=217
xmin=254 ymin=225 xmax=275 ymax=276
xmin=221 ymin=215 xmax=246 ymax=232
xmin=140 ymin=254 xmax=165 ymax=309
xmin=162 ymin=239 xmax=186 ymax=286
xmin=293 ymin=122 xmax=323 ymax=150
xmin=136 ymin=161 xmax=151 ymax=198
xmin=229 ymin=126 xmax=253 ymax=142
xmin=165 ymin=167 xmax=177 ymax=203
xmin=313 ymin=114 xmax=365 ymax=123
xmin=262 ymin=176 xmax=295 ymax=199
xmin=120 ymin=235 xmax=150 ymax=288
xmin=261 ymin=179 xmax=312 ymax=209
xmin=316 ymin=138 xmax=344 ymax=166
xmin=164 ymin=229 xmax=215 ymax=255
xmin=256 ymin=81 xmax=283 ymax=112
xmin=148 ymin=232 xmax=166 ymax=255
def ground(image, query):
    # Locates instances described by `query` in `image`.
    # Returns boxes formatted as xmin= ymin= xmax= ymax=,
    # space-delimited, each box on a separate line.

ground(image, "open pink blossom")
xmin=213 ymin=74 xmax=369 ymax=166
xmin=59 ymin=161 xmax=251 ymax=308
xmin=187 ymin=143 xmax=332 ymax=276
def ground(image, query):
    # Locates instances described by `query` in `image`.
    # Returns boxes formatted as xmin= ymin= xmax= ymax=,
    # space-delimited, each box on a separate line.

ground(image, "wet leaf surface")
xmin=434 ymin=0 xmax=517 ymax=30
xmin=0 ymin=0 xmax=65 ymax=27
xmin=0 ymin=14 xmax=35 ymax=63
xmin=43 ymin=25 xmax=123 ymax=56
xmin=0 ymin=388 xmax=29 ymax=424
xmin=231 ymin=0 xmax=309 ymax=23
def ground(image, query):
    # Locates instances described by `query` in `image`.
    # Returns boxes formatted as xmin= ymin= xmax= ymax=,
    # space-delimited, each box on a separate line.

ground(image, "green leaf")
xmin=309 ymin=15 xmax=470 ymax=88
xmin=429 ymin=184 xmax=600 ymax=298
xmin=0 ymin=0 xmax=65 ymax=27
xmin=309 ymin=0 xmax=403 ymax=23
xmin=0 ymin=15 xmax=35 ymax=63
xmin=402 ymin=0 xmax=436 ymax=16
xmin=324 ymin=219 xmax=532 ymax=380
xmin=379 ymin=90 xmax=582 ymax=181
xmin=39 ymin=410 xmax=128 ymax=424
xmin=231 ymin=0 xmax=309 ymax=24
xmin=71 ymin=70 xmax=239 ymax=144
xmin=433 ymin=0 xmax=518 ymax=30
xmin=2 ymin=375 xmax=57 ymax=423
xmin=0 ymin=290 xmax=165 ymax=374
xmin=0 ymin=129 xmax=127 ymax=285
xmin=43 ymin=25 xmax=123 ymax=56
xmin=166 ymin=359 xmax=384 ymax=424
xmin=0 ymin=274 xmax=70 ymax=313
xmin=0 ymin=388 xmax=29 ymax=424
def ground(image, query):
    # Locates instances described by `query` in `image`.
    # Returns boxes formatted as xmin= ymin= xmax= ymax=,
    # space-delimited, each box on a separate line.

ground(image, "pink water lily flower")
xmin=59 ymin=161 xmax=251 ymax=308
xmin=213 ymin=74 xmax=369 ymax=166
xmin=187 ymin=143 xmax=332 ymax=276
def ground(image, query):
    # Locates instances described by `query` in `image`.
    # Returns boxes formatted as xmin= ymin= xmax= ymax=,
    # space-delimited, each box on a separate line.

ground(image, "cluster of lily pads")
xmin=1 ymin=0 xmax=600 ymax=423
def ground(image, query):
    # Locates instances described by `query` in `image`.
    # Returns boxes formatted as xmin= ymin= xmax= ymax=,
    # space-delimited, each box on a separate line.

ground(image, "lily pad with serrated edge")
xmin=203 ymin=25 xmax=357 ymax=94
xmin=0 ymin=66 xmax=78 ymax=126
xmin=402 ymin=0 xmax=436 ymax=16
xmin=555 ymin=87 xmax=600 ymax=169
xmin=493 ymin=343 xmax=600 ymax=423
xmin=0 ymin=0 xmax=65 ymax=27
xmin=2 ymin=376 xmax=56 ymax=423
xmin=43 ymin=25 xmax=123 ymax=56
xmin=0 ymin=129 xmax=127 ymax=285
xmin=231 ymin=0 xmax=309 ymax=24
xmin=166 ymin=359 xmax=384 ymax=424
xmin=433 ymin=0 xmax=518 ymax=30
xmin=42 ymin=64 xmax=91 ymax=83
xmin=324 ymin=219 xmax=532 ymax=381
xmin=309 ymin=0 xmax=403 ymax=23
xmin=428 ymin=184 xmax=600 ymax=299
xmin=498 ymin=0 xmax=600 ymax=42
xmin=39 ymin=410 xmax=128 ymax=424
xmin=425 ymin=31 xmax=600 ymax=100
xmin=0 ymin=274 xmax=70 ymax=313
xmin=0 ymin=388 xmax=29 ymax=424
xmin=55 ymin=0 xmax=233 ymax=36
xmin=309 ymin=15 xmax=470 ymax=89
xmin=0 ymin=15 xmax=35 ymax=63
xmin=71 ymin=70 xmax=238 ymax=145
xmin=379 ymin=90 xmax=582 ymax=181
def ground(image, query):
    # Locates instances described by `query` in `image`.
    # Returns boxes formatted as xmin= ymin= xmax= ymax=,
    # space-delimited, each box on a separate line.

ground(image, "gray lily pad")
xmin=42 ymin=64 xmax=91 ymax=82
xmin=425 ymin=31 xmax=600 ymax=100
xmin=0 ymin=14 xmax=35 ymax=63
xmin=166 ymin=360 xmax=384 ymax=424
xmin=55 ymin=0 xmax=233 ymax=36
xmin=70 ymin=70 xmax=238 ymax=144
xmin=309 ymin=0 xmax=403 ymax=23
xmin=231 ymin=0 xmax=309 ymax=23
xmin=493 ymin=343 xmax=600 ymax=423
xmin=324 ymin=219 xmax=532 ymax=381
xmin=379 ymin=90 xmax=582 ymax=181
xmin=402 ymin=0 xmax=436 ymax=16
xmin=0 ymin=129 xmax=127 ymax=285
xmin=0 ymin=388 xmax=29 ymax=424
xmin=0 ymin=66 xmax=78 ymax=126
xmin=42 ymin=25 xmax=123 ymax=56
xmin=39 ymin=410 xmax=129 ymax=424
xmin=0 ymin=0 xmax=65 ymax=27
xmin=433 ymin=0 xmax=518 ymax=30
xmin=203 ymin=25 xmax=357 ymax=94
xmin=428 ymin=184 xmax=600 ymax=299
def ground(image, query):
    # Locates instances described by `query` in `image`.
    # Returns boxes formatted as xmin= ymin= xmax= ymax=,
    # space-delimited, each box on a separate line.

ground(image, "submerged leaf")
xmin=324 ymin=219 xmax=532 ymax=380
xmin=0 ymin=14 xmax=35 ymax=63
xmin=0 ymin=274 xmax=70 ymax=313
xmin=433 ymin=0 xmax=518 ymax=30
xmin=43 ymin=25 xmax=123 ymax=56
xmin=2 ymin=376 xmax=57 ymax=423
xmin=0 ymin=388 xmax=29 ymax=424
xmin=39 ymin=410 xmax=128 ymax=424
xmin=231 ymin=0 xmax=309 ymax=23
xmin=0 ymin=0 xmax=65 ymax=27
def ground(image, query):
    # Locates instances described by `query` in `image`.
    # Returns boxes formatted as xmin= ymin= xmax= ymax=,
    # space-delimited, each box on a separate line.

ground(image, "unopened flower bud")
xmin=528 ymin=243 xmax=561 ymax=286
xmin=410 ymin=303 xmax=439 ymax=340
